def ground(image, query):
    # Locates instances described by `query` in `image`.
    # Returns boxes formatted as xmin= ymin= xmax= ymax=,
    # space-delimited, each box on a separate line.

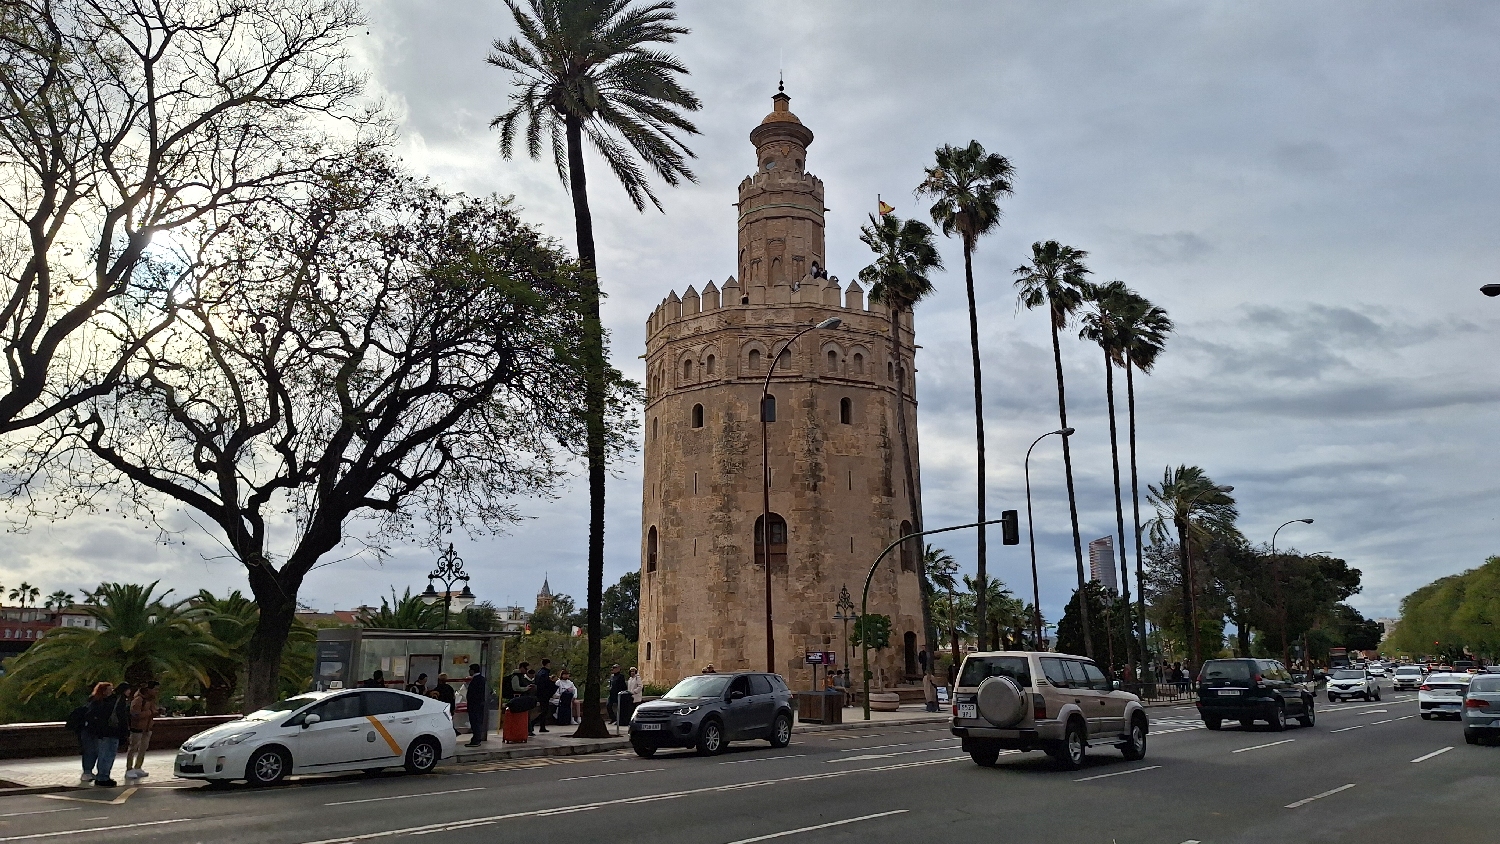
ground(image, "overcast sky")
xmin=4 ymin=1 xmax=1498 ymax=628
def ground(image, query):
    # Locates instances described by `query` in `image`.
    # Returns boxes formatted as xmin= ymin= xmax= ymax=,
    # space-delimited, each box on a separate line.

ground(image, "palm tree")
xmin=1148 ymin=466 xmax=1239 ymax=669
xmin=8 ymin=582 xmax=39 ymax=608
xmin=1113 ymin=291 xmax=1172 ymax=672
xmin=916 ymin=141 xmax=1014 ymax=651
xmin=861 ymin=212 xmax=943 ymax=680
xmin=44 ymin=590 xmax=73 ymax=612
xmin=1014 ymin=240 xmax=1093 ymax=658
xmin=359 ymin=588 xmax=448 ymax=631
xmin=1080 ymin=280 xmax=1135 ymax=668
xmin=5 ymin=582 xmax=223 ymax=698
xmin=193 ymin=590 xmax=317 ymax=713
xmin=924 ymin=545 xmax=962 ymax=664
xmin=488 ymin=0 xmax=701 ymax=738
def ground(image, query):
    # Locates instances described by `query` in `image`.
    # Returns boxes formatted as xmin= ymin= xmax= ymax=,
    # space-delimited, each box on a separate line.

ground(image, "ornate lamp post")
xmin=760 ymin=316 xmax=841 ymax=673
xmin=833 ymin=584 xmax=856 ymax=678
xmin=1024 ymin=427 xmax=1074 ymax=646
xmin=420 ymin=543 xmax=474 ymax=630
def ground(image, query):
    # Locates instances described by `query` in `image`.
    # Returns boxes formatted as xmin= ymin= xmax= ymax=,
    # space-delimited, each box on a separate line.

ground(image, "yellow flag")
xmin=878 ymin=199 xmax=895 ymax=216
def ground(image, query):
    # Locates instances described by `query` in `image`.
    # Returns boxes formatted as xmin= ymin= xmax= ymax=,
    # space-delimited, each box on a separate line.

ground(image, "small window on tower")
xmin=777 ymin=348 xmax=790 ymax=368
xmin=748 ymin=349 xmax=761 ymax=371
xmin=706 ymin=354 xmax=716 ymax=375
xmin=888 ymin=361 xmax=894 ymax=381
xmin=827 ymin=350 xmax=838 ymax=372
xmin=692 ymin=404 xmax=704 ymax=428
xmin=647 ymin=526 xmax=658 ymax=573
xmin=853 ymin=353 xmax=865 ymax=375
xmin=683 ymin=359 xmax=693 ymax=380
xmin=761 ymin=394 xmax=777 ymax=423
xmin=840 ymin=397 xmax=852 ymax=425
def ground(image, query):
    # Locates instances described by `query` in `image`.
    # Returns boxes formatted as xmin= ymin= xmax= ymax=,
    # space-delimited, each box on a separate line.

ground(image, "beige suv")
xmin=950 ymin=651 xmax=1147 ymax=770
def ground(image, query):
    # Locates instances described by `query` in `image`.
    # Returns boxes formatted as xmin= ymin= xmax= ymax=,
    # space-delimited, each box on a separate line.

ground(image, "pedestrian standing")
xmin=361 ymin=669 xmax=385 ymax=689
xmin=407 ymin=673 xmax=429 ymax=694
xmin=464 ymin=664 xmax=489 ymax=747
xmin=552 ymin=670 xmax=577 ymax=726
xmin=125 ymin=681 xmax=160 ymax=779
xmin=66 ymin=693 xmax=94 ymax=786
xmin=922 ymin=671 xmax=938 ymax=712
xmin=84 ymin=681 xmax=131 ymax=787
xmin=606 ymin=664 xmax=627 ymax=725
xmin=431 ymin=673 xmax=457 ymax=733
xmin=623 ymin=667 xmax=643 ymax=723
xmin=533 ymin=659 xmax=556 ymax=734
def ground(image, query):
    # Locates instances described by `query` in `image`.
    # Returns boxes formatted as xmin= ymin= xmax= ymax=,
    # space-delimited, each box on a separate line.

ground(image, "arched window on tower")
xmin=777 ymin=348 xmax=791 ymax=368
xmin=761 ymin=394 xmax=776 ymax=422
xmin=899 ymin=520 xmax=915 ymax=572
xmin=754 ymin=513 xmax=788 ymax=572
xmin=840 ymin=397 xmax=852 ymax=425
xmin=826 ymin=350 xmax=838 ymax=372
xmin=683 ymin=359 xmax=693 ymax=381
xmin=691 ymin=403 xmax=704 ymax=428
xmin=748 ymin=349 xmax=761 ymax=371
xmin=646 ymin=526 xmax=658 ymax=573
xmin=706 ymin=354 xmax=716 ymax=376
xmin=888 ymin=361 xmax=895 ymax=381
xmin=652 ymin=417 xmax=659 ymax=441
xmin=853 ymin=353 xmax=865 ymax=375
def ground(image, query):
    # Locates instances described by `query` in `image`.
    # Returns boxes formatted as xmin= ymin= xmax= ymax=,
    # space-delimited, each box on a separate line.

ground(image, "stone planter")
xmin=868 ymin=692 xmax=901 ymax=712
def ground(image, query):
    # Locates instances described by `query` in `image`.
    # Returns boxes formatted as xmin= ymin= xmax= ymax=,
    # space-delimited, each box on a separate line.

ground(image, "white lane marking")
xmin=558 ymin=768 xmax=664 ymax=782
xmin=829 ymin=747 xmax=950 ymax=763
xmin=1179 ymin=840 xmax=1202 ymax=844
xmin=1410 ymin=747 xmax=1454 ymax=763
xmin=325 ymin=787 xmax=486 ymax=806
xmin=0 ymin=809 xmax=79 ymax=819
xmin=38 ymin=786 xmax=138 ymax=806
xmin=1232 ymin=739 xmax=1295 ymax=754
xmin=1285 ymin=783 xmax=1356 ymax=808
xmin=721 ymin=810 xmax=908 ymax=844
xmin=1151 ymin=726 xmax=1204 ymax=735
xmin=0 ymin=818 xmax=191 ymax=842
xmin=1073 ymin=765 xmax=1161 ymax=782
xmin=1329 ymin=724 xmax=1365 ymax=733
xmin=839 ymin=742 xmax=909 ymax=752
xmin=825 ymin=734 xmax=884 ymax=741
xmin=295 ymin=756 xmax=966 ymax=844
xmin=719 ymin=755 xmax=806 ymax=765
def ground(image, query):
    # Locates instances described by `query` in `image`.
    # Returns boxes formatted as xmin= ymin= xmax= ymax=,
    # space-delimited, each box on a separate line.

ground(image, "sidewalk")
xmin=0 ymin=704 xmax=948 ymax=794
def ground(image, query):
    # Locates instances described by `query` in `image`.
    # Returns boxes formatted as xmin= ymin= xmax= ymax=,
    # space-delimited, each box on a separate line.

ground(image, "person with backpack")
xmin=125 ymin=681 xmax=160 ymax=779
xmin=84 ymin=681 xmax=131 ymax=787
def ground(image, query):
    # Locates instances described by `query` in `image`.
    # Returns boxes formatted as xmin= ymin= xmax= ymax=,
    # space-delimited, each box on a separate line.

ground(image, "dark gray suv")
xmin=629 ymin=672 xmax=794 ymax=757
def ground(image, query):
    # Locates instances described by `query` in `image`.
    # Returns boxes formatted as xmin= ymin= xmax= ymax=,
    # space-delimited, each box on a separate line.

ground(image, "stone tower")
xmin=638 ymin=88 xmax=924 ymax=689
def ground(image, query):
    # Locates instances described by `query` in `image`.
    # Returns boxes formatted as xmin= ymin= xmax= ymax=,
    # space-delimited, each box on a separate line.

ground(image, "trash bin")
xmin=796 ymin=690 xmax=844 ymax=724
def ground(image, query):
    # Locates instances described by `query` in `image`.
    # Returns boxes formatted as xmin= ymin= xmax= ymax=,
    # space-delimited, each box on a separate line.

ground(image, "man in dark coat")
xmin=607 ymin=664 xmax=628 ymax=725
xmin=533 ymin=659 xmax=556 ymax=734
xmin=85 ymin=682 xmax=132 ymax=787
xmin=464 ymin=665 xmax=489 ymax=747
xmin=431 ymin=673 xmax=458 ymax=734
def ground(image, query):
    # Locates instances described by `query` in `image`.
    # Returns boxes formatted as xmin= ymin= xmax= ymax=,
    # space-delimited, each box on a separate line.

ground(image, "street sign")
xmin=805 ymin=651 xmax=836 ymax=665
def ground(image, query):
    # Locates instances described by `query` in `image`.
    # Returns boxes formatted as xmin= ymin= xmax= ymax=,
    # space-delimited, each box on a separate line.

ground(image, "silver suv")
xmin=951 ymin=651 xmax=1147 ymax=770
xmin=629 ymin=672 xmax=794 ymax=757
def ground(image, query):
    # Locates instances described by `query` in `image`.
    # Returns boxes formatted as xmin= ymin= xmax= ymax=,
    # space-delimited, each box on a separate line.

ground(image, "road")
xmin=1 ymin=680 xmax=1494 ymax=844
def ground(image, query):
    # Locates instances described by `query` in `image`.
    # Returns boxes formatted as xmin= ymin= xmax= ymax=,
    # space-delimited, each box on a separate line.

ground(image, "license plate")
xmin=1217 ymin=689 xmax=1242 ymax=696
xmin=637 ymin=722 xmax=661 ymax=731
xmin=958 ymin=704 xmax=977 ymax=719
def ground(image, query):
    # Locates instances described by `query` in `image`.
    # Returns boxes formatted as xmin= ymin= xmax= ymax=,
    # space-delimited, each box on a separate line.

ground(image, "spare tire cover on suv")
xmin=976 ymin=676 xmax=1024 ymax=727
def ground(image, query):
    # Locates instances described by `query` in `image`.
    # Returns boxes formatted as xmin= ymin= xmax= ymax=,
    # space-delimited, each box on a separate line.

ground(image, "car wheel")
xmin=1298 ymin=700 xmax=1316 ymax=728
xmin=1204 ymin=716 xmax=1222 ymax=731
xmin=404 ymin=737 xmax=440 ymax=775
xmin=695 ymin=718 xmax=725 ymax=756
xmin=1057 ymin=719 xmax=1086 ymax=771
xmin=245 ymin=747 xmax=288 ymax=787
xmin=1121 ymin=715 xmax=1147 ymax=761
xmin=1239 ymin=719 xmax=1255 ymax=729
xmin=631 ymin=740 xmax=657 ymax=758
xmin=1421 ymin=713 xmax=1431 ymax=720
xmin=768 ymin=713 xmax=792 ymax=748
xmin=1270 ymin=705 xmax=1288 ymax=732
xmin=1464 ymin=730 xmax=1479 ymax=745
xmin=969 ymin=746 xmax=1000 ymax=767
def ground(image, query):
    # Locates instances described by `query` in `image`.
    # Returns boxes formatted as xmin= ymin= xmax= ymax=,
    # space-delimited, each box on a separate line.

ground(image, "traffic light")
xmin=1001 ymin=509 xmax=1020 ymax=545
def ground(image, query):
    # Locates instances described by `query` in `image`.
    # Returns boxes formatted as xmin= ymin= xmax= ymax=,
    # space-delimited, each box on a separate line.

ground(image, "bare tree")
xmin=0 ymin=0 xmax=370 ymax=435
xmin=29 ymin=159 xmax=615 ymax=709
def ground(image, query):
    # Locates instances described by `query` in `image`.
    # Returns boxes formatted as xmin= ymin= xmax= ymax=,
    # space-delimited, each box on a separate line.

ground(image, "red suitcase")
xmin=502 ymin=709 xmax=529 ymax=743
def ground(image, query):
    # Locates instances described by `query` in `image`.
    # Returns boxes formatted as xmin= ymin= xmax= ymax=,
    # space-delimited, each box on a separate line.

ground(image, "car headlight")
xmin=674 ymin=705 xmax=700 ymax=716
xmin=208 ymin=732 xmax=257 ymax=748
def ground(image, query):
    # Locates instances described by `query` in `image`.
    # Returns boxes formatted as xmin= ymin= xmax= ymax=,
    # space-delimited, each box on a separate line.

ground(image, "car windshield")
xmin=244 ymin=694 xmax=320 ymax=721
xmin=959 ymin=656 xmax=1032 ymax=689
xmin=1395 ymin=667 xmax=1421 ymax=674
xmin=1202 ymin=661 xmax=1253 ymax=681
xmin=664 ymin=676 xmax=731 ymax=699
xmin=1468 ymin=677 xmax=1500 ymax=693
xmin=1332 ymin=670 xmax=1365 ymax=680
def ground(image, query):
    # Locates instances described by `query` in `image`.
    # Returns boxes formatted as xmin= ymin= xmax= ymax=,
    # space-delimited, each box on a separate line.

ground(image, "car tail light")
xmin=951 ymin=703 xmax=958 ymax=717
xmin=1252 ymin=673 xmax=1263 ymax=686
xmin=1419 ymin=684 xmax=1432 ymax=691
xmin=1466 ymin=698 xmax=1489 ymax=708
xmin=1032 ymin=693 xmax=1047 ymax=721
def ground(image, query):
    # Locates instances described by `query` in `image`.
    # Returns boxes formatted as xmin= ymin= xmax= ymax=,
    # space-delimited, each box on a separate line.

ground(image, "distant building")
xmin=1089 ymin=536 xmax=1119 ymax=595
xmin=535 ymin=576 xmax=554 ymax=613
xmin=1377 ymin=617 xmax=1398 ymax=642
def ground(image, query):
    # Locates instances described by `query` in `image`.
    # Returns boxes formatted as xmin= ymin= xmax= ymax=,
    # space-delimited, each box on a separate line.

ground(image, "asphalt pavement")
xmin=1 ymin=678 xmax=1494 ymax=844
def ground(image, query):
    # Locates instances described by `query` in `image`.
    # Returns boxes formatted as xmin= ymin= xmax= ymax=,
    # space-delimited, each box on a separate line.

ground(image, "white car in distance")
xmin=1327 ymin=668 xmax=1380 ymax=702
xmin=1367 ymin=664 xmax=1388 ymax=678
xmin=175 ymin=688 xmax=456 ymax=786
xmin=1392 ymin=665 xmax=1424 ymax=691
xmin=1419 ymin=673 xmax=1472 ymax=721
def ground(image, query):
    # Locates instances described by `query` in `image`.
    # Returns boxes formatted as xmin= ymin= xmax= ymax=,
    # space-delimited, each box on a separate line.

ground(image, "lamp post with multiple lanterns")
xmin=420 ymin=543 xmax=474 ymax=630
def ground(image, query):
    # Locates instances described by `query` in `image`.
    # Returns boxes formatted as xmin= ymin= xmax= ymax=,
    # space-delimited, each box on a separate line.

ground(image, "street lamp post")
xmin=1270 ymin=518 xmax=1314 ymax=671
xmin=420 ymin=543 xmax=474 ymax=630
xmin=1024 ymin=427 xmax=1074 ymax=646
xmin=861 ymin=518 xmax=1007 ymax=720
xmin=833 ymin=585 xmax=856 ymax=683
xmin=761 ymin=316 xmax=842 ymax=673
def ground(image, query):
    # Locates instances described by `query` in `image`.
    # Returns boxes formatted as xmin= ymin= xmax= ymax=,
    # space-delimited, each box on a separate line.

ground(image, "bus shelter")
xmin=313 ymin=628 xmax=517 ymax=720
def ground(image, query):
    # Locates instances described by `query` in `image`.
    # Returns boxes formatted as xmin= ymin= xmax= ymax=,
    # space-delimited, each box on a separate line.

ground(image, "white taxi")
xmin=175 ymin=688 xmax=456 ymax=785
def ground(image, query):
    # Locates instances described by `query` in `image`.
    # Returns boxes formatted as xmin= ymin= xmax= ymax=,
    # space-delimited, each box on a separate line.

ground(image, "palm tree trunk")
xmin=962 ymin=239 xmax=989 ymax=652
xmin=1126 ymin=360 xmax=1150 ymax=680
xmin=1104 ymin=349 xmax=1131 ymax=671
xmin=888 ymin=308 xmax=935 ymax=683
xmin=1049 ymin=314 xmax=1092 ymax=659
xmin=565 ymin=114 xmax=610 ymax=738
xmin=948 ymin=588 xmax=961 ymax=669
xmin=1176 ymin=518 xmax=1200 ymax=669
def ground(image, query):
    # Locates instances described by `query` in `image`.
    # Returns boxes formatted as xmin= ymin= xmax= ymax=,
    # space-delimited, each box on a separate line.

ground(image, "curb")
xmin=0 ymin=784 xmax=75 ymax=798
xmin=453 ymin=737 xmax=631 ymax=764
xmin=793 ymin=715 xmax=950 ymax=733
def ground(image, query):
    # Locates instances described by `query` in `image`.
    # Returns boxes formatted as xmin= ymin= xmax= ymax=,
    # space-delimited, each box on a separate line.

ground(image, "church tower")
xmin=638 ymin=89 xmax=924 ymax=689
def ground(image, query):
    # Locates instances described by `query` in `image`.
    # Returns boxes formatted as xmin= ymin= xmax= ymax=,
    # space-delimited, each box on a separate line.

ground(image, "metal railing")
xmin=1119 ymin=680 xmax=1196 ymax=704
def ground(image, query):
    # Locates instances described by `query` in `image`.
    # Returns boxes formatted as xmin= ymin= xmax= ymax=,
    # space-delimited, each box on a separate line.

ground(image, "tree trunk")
xmin=963 ymin=240 xmax=989 ymax=652
xmin=887 ymin=308 xmax=935 ymax=682
xmin=1176 ymin=520 xmax=1199 ymax=670
xmin=1237 ymin=612 xmax=1252 ymax=656
xmin=1126 ymin=361 xmax=1150 ymax=679
xmin=565 ymin=114 xmax=611 ymax=738
xmin=1049 ymin=314 xmax=1091 ymax=658
xmin=1104 ymin=348 xmax=1131 ymax=670
xmin=948 ymin=590 xmax=961 ymax=668
xmin=244 ymin=563 xmax=297 ymax=712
